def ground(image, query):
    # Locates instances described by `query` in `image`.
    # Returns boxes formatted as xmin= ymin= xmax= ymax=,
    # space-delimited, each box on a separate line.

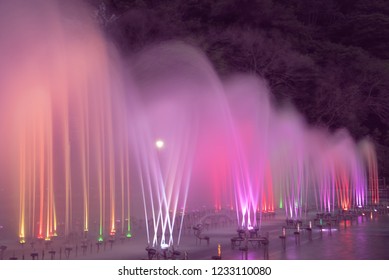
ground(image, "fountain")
xmin=0 ymin=0 xmax=132 ymax=244
xmin=0 ymin=0 xmax=380 ymax=258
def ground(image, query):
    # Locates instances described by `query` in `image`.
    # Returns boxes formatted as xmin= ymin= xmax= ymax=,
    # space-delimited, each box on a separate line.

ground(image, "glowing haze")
xmin=0 ymin=0 xmax=379 ymax=248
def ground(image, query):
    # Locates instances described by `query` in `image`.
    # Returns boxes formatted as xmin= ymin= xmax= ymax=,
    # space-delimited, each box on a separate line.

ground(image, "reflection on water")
xmin=277 ymin=215 xmax=389 ymax=260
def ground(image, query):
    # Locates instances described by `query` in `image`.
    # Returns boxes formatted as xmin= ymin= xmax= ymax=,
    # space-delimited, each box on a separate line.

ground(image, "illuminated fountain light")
xmin=131 ymin=86 xmax=198 ymax=248
xmin=359 ymin=140 xmax=379 ymax=205
xmin=134 ymin=120 xmax=197 ymax=247
xmin=224 ymin=76 xmax=274 ymax=228
xmin=0 ymin=0 xmax=132 ymax=242
xmin=328 ymin=131 xmax=370 ymax=211
xmin=130 ymin=42 xmax=227 ymax=248
xmin=270 ymin=109 xmax=310 ymax=220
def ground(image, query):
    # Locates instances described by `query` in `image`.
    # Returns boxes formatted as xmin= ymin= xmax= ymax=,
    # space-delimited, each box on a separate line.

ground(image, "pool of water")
xmin=271 ymin=215 xmax=389 ymax=260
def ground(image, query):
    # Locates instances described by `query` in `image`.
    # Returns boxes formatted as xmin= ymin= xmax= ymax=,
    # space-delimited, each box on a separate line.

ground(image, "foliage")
xmin=90 ymin=0 xmax=389 ymax=176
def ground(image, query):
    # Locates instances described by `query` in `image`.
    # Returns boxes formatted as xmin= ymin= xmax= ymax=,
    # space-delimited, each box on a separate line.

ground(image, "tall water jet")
xmin=224 ymin=76 xmax=273 ymax=227
xmin=360 ymin=139 xmax=379 ymax=205
xmin=0 ymin=0 xmax=131 ymax=243
xmin=270 ymin=109 xmax=310 ymax=219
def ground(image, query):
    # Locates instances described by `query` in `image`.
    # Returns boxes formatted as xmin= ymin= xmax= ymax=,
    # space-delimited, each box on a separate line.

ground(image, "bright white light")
xmin=155 ymin=139 xmax=164 ymax=149
xmin=322 ymin=228 xmax=337 ymax=232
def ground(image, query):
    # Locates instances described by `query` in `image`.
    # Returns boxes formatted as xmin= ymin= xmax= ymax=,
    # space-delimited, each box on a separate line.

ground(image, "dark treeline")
xmin=90 ymin=0 xmax=389 ymax=178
